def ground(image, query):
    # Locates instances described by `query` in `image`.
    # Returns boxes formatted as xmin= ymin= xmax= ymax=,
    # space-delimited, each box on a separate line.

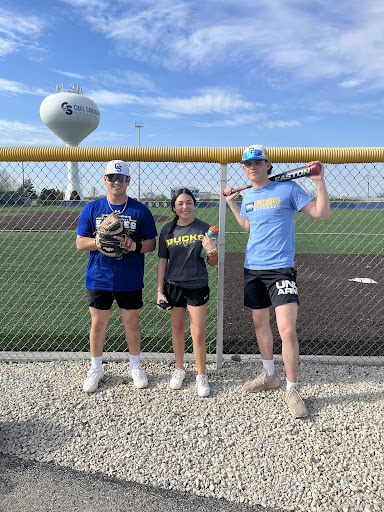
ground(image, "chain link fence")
xmin=0 ymin=148 xmax=383 ymax=365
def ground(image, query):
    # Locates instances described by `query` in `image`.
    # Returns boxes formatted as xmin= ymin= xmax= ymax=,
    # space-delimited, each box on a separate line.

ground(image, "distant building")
xmin=199 ymin=191 xmax=220 ymax=200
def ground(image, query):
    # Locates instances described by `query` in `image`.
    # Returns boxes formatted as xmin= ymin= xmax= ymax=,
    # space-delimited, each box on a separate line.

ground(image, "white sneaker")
xmin=170 ymin=369 xmax=186 ymax=390
xmin=129 ymin=364 xmax=148 ymax=389
xmin=196 ymin=374 xmax=210 ymax=397
xmin=83 ymin=367 xmax=104 ymax=393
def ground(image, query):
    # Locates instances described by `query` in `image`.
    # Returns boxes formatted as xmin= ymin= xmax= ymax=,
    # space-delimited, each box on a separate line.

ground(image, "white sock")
xmin=129 ymin=354 xmax=140 ymax=369
xmin=91 ymin=356 xmax=103 ymax=370
xmin=262 ymin=359 xmax=275 ymax=376
xmin=286 ymin=379 xmax=298 ymax=391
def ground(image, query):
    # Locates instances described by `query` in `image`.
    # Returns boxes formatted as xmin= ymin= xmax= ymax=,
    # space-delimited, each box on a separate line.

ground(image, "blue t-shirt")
xmin=240 ymin=181 xmax=312 ymax=269
xmin=77 ymin=196 xmax=157 ymax=291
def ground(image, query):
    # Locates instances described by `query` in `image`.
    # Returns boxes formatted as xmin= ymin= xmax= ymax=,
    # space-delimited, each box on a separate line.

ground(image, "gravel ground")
xmin=1 ymin=360 xmax=383 ymax=512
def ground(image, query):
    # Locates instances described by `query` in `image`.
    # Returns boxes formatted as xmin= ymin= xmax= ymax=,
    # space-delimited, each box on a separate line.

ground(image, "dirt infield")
xmin=0 ymin=211 xmax=170 ymax=231
xmin=224 ymin=253 xmax=384 ymax=356
xmin=1 ymin=210 xmax=383 ymax=356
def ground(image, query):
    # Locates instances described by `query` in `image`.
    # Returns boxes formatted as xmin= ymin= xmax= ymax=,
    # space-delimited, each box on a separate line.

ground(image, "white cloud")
xmin=265 ymin=120 xmax=300 ymax=129
xmin=195 ymin=113 xmax=300 ymax=129
xmin=0 ymin=78 xmax=34 ymax=95
xmin=0 ymin=78 xmax=49 ymax=96
xmin=51 ymin=69 xmax=156 ymax=94
xmin=60 ymin=0 xmax=108 ymax=7
xmin=6 ymin=0 xmax=384 ymax=88
xmin=170 ymin=25 xmax=253 ymax=70
xmin=53 ymin=69 xmax=87 ymax=80
xmin=89 ymin=86 xmax=263 ymax=120
xmin=339 ymin=79 xmax=364 ymax=88
xmin=0 ymin=119 xmax=124 ymax=146
xmin=0 ymin=120 xmax=54 ymax=145
xmin=0 ymin=76 xmax=263 ymax=122
xmin=57 ymin=0 xmax=384 ymax=88
xmin=0 ymin=37 xmax=18 ymax=57
xmin=91 ymin=70 xmax=157 ymax=93
xmin=0 ymin=8 xmax=43 ymax=37
xmin=0 ymin=7 xmax=46 ymax=58
xmin=155 ymin=89 xmax=259 ymax=116
xmin=87 ymin=89 xmax=143 ymax=105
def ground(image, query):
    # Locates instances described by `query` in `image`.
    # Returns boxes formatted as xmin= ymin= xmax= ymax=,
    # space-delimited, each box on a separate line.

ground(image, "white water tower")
xmin=40 ymin=84 xmax=100 ymax=200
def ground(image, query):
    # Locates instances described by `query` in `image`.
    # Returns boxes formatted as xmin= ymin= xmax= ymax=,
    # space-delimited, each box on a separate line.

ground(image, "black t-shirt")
xmin=158 ymin=218 xmax=210 ymax=288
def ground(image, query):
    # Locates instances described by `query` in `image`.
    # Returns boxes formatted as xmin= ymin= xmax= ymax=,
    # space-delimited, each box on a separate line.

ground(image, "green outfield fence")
xmin=0 ymin=146 xmax=383 ymax=366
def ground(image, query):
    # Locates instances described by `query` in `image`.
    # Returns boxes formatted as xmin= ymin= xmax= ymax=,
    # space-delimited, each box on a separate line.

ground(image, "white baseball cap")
xmin=241 ymin=144 xmax=268 ymax=163
xmin=105 ymin=160 xmax=130 ymax=177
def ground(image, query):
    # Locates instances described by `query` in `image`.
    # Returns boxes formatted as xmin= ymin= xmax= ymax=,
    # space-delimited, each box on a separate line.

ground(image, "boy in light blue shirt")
xmin=224 ymin=145 xmax=330 ymax=418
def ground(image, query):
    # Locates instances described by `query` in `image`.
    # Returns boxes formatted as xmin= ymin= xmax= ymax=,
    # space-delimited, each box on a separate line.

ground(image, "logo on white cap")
xmin=105 ymin=160 xmax=130 ymax=177
xmin=242 ymin=144 xmax=268 ymax=162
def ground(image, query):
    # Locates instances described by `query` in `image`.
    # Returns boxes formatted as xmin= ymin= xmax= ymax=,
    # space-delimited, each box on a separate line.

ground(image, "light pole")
xmin=135 ymin=122 xmax=144 ymax=200
xmin=365 ymin=172 xmax=371 ymax=200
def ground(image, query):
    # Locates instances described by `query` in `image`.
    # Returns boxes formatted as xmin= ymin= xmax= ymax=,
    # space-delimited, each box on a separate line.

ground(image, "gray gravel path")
xmin=0 ymin=453 xmax=269 ymax=512
xmin=0 ymin=360 xmax=383 ymax=512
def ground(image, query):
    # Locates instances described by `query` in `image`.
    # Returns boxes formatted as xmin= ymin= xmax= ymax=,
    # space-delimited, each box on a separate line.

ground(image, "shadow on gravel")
xmin=306 ymin=390 xmax=384 ymax=414
xmin=0 ymin=453 xmax=284 ymax=512
xmin=0 ymin=419 xmax=69 ymax=463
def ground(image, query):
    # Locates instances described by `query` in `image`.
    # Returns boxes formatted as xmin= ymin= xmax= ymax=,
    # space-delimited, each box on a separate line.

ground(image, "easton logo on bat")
xmin=273 ymin=167 xmax=313 ymax=182
xmin=223 ymin=162 xmax=321 ymax=196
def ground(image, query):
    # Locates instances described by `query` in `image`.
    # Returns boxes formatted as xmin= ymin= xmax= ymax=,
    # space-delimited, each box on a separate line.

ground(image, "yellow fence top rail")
xmin=2 ymin=146 xmax=384 ymax=164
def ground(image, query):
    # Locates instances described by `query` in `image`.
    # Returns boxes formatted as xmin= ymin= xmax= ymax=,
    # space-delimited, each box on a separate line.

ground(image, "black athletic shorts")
xmin=86 ymin=289 xmax=143 ymax=310
xmin=164 ymin=282 xmax=210 ymax=308
xmin=244 ymin=268 xmax=299 ymax=309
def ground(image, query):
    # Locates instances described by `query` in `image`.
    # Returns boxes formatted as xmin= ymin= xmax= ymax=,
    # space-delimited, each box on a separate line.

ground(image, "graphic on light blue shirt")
xmin=244 ymin=196 xmax=281 ymax=213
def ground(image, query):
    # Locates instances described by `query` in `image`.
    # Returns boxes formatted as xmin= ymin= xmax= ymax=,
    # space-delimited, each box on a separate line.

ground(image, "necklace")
xmin=107 ymin=196 xmax=128 ymax=214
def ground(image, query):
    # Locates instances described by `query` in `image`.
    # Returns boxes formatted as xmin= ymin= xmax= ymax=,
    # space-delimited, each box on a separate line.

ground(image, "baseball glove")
xmin=95 ymin=213 xmax=131 ymax=259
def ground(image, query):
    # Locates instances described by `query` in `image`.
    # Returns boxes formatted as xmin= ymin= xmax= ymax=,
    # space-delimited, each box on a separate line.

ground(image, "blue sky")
xmin=2 ymin=0 xmax=384 ymax=150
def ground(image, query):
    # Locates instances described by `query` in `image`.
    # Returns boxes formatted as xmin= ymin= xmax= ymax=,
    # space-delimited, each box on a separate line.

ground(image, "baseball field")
xmin=0 ymin=205 xmax=382 ymax=358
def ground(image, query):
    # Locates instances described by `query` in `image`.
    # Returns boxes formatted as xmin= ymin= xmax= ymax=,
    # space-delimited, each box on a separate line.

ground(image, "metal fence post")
xmin=216 ymin=163 xmax=227 ymax=369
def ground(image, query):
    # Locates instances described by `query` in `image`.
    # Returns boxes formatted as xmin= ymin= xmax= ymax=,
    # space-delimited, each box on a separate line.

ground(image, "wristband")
xmin=206 ymin=248 xmax=218 ymax=258
xmin=134 ymin=240 xmax=142 ymax=253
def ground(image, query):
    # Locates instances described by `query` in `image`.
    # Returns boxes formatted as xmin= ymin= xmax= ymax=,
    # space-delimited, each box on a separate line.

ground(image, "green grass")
xmin=154 ymin=205 xmax=384 ymax=255
xmin=0 ymin=231 xmax=218 ymax=352
xmin=224 ymin=208 xmax=384 ymax=255
xmin=0 ymin=207 xmax=382 ymax=352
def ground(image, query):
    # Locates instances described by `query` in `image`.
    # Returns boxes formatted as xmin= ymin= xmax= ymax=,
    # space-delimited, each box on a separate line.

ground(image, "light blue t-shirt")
xmin=240 ymin=181 xmax=312 ymax=270
xmin=77 ymin=196 xmax=157 ymax=291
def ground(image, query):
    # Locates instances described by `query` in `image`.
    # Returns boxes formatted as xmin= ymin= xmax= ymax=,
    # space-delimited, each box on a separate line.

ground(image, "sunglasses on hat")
xmin=106 ymin=174 xmax=129 ymax=183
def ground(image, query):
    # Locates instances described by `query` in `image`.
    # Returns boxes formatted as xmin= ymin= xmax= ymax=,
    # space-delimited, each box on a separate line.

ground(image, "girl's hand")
xmin=157 ymin=291 xmax=170 ymax=311
xmin=202 ymin=232 xmax=217 ymax=253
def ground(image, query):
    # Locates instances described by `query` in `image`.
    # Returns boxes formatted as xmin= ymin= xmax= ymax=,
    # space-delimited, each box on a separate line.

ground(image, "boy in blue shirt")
xmin=224 ymin=145 xmax=330 ymax=418
xmin=77 ymin=160 xmax=157 ymax=393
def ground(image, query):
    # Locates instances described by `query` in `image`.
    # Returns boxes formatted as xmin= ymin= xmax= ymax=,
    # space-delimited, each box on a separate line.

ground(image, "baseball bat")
xmin=222 ymin=162 xmax=322 ymax=196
